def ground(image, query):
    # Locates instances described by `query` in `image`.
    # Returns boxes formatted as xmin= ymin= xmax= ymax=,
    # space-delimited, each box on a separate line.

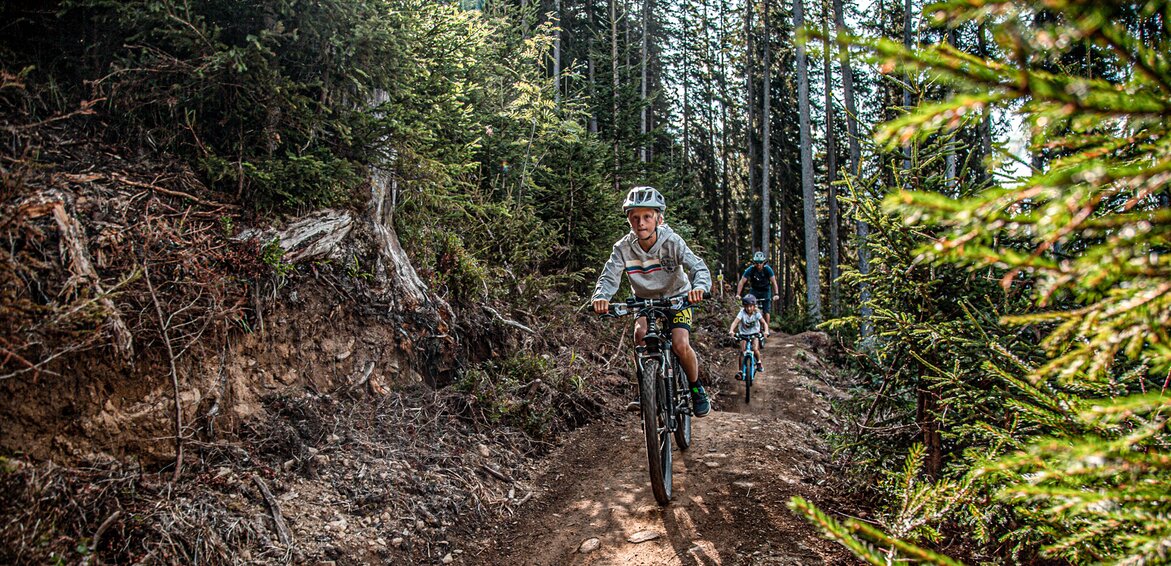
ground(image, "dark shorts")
xmin=752 ymin=292 xmax=772 ymax=314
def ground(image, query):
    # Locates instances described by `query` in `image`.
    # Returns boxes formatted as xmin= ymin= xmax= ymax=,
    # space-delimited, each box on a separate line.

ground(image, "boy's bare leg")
xmin=671 ymin=327 xmax=699 ymax=385
xmin=633 ymin=317 xmax=648 ymax=344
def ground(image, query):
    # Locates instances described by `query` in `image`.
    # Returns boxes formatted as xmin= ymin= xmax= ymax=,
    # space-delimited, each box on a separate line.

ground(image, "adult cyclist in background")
xmin=591 ymin=186 xmax=712 ymax=417
xmin=736 ymin=251 xmax=780 ymax=329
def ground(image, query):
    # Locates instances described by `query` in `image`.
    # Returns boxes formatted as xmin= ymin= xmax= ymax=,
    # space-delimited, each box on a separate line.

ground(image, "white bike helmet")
xmin=752 ymin=251 xmax=766 ymax=263
xmin=622 ymin=186 xmax=666 ymax=213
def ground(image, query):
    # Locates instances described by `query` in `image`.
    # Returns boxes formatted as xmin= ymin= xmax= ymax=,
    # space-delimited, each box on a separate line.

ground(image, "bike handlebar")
xmin=602 ymin=291 xmax=711 ymax=318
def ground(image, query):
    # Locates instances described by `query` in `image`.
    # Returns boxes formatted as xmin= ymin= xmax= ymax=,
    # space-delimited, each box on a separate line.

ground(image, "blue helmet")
xmin=742 ymin=294 xmax=758 ymax=306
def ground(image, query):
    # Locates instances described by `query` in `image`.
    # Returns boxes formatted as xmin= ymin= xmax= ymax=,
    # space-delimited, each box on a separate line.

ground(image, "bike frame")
xmin=605 ymin=294 xmax=702 ymax=505
xmin=626 ymin=302 xmax=692 ymax=435
xmin=739 ymin=333 xmax=760 ymax=382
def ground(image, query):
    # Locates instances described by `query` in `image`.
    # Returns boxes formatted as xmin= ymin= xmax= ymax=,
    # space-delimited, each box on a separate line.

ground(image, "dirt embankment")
xmin=468 ymin=331 xmax=858 ymax=565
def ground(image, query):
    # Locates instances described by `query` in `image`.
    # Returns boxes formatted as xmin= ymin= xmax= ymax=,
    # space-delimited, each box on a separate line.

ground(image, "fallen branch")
xmin=483 ymin=305 xmax=535 ymax=334
xmin=81 ymin=509 xmax=122 ymax=566
xmin=480 ymin=464 xmax=513 ymax=483
xmin=252 ymin=476 xmax=292 ymax=546
xmin=51 ymin=202 xmax=135 ymax=360
xmin=145 ymin=263 xmax=183 ymax=483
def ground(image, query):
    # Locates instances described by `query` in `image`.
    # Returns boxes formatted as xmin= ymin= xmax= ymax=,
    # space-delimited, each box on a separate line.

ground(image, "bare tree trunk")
xmin=554 ymin=0 xmax=562 ymax=105
xmin=761 ymin=0 xmax=772 ymax=258
xmin=746 ymin=1 xmax=759 ymax=251
xmin=833 ymin=0 xmax=870 ymax=338
xmin=902 ymin=0 xmax=913 ymax=174
xmin=795 ymin=0 xmax=821 ymax=323
xmin=719 ymin=0 xmax=733 ymax=271
xmin=586 ymin=0 xmax=599 ymax=133
xmin=823 ymin=0 xmax=840 ymax=318
xmin=682 ymin=2 xmax=691 ymax=170
xmin=640 ymin=0 xmax=649 ymax=163
xmin=611 ymin=0 xmax=621 ymax=190
xmin=977 ymin=22 xmax=993 ymax=174
xmin=944 ymin=26 xmax=956 ymax=195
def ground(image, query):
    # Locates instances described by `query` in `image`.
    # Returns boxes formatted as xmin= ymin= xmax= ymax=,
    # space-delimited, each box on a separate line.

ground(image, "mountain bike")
xmin=603 ymin=293 xmax=708 ymax=505
xmin=736 ymin=332 xmax=762 ymax=403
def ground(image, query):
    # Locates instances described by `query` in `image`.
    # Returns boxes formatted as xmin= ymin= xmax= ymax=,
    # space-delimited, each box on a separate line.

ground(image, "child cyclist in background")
xmin=728 ymin=294 xmax=768 ymax=377
xmin=591 ymin=186 xmax=712 ymax=417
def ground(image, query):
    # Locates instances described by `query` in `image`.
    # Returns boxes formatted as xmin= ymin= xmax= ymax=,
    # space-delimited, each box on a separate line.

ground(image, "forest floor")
xmin=466 ymin=332 xmax=860 ymax=565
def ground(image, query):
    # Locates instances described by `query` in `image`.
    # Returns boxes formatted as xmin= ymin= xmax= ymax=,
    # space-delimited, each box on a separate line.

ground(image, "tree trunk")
xmin=554 ymin=0 xmax=562 ymax=105
xmin=718 ymin=0 xmax=733 ymax=271
xmin=944 ymin=27 xmax=956 ymax=195
xmin=977 ymin=22 xmax=994 ymax=176
xmin=902 ymin=0 xmax=913 ymax=174
xmin=795 ymin=0 xmax=821 ymax=323
xmin=761 ymin=0 xmax=772 ymax=258
xmin=611 ymin=0 xmax=621 ymax=190
xmin=746 ymin=1 xmax=759 ymax=252
xmin=682 ymin=2 xmax=691 ymax=171
xmin=833 ymin=0 xmax=870 ymax=338
xmin=639 ymin=0 xmax=649 ymax=164
xmin=823 ymin=0 xmax=840 ymax=317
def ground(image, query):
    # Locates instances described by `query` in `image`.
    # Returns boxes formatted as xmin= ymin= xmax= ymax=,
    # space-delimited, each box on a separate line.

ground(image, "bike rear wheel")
xmin=639 ymin=359 xmax=672 ymax=505
xmin=744 ymin=352 xmax=754 ymax=404
xmin=672 ymin=357 xmax=691 ymax=451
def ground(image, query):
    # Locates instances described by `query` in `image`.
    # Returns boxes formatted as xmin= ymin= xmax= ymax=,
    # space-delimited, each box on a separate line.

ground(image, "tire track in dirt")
xmin=470 ymin=333 xmax=855 ymax=565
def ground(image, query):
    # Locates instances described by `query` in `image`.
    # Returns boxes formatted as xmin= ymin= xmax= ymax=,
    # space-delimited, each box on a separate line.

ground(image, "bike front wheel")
xmin=672 ymin=358 xmax=691 ymax=451
xmin=639 ymin=359 xmax=672 ymax=505
xmin=744 ymin=353 xmax=754 ymax=404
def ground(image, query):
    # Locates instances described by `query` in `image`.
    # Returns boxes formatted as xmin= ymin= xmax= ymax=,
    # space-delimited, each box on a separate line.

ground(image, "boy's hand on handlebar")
xmin=687 ymin=288 xmax=706 ymax=304
xmin=592 ymin=299 xmax=610 ymax=315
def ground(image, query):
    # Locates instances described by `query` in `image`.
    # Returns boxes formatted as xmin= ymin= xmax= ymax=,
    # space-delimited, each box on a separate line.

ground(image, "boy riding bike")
xmin=592 ymin=186 xmax=712 ymax=417
xmin=728 ymin=294 xmax=768 ymax=378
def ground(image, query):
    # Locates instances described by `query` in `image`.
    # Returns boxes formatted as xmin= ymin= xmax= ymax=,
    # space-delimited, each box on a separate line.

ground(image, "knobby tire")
xmin=744 ymin=350 xmax=754 ymax=404
xmin=672 ymin=357 xmax=691 ymax=451
xmin=639 ymin=359 xmax=672 ymax=505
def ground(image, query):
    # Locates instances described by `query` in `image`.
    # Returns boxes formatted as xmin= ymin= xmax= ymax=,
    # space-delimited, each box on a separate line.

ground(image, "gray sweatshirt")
xmin=592 ymin=224 xmax=711 ymax=301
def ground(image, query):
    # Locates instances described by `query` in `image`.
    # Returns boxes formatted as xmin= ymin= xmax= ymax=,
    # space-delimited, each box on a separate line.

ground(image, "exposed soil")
xmin=467 ymin=331 xmax=859 ymax=565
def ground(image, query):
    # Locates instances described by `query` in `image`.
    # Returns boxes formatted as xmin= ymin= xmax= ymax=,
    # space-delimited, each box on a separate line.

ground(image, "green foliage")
xmin=811 ymin=0 xmax=1171 ymax=563
xmin=456 ymin=354 xmax=577 ymax=442
xmin=47 ymin=0 xmax=432 ymax=209
xmin=388 ymin=9 xmax=623 ymax=303
xmin=260 ymin=239 xmax=294 ymax=277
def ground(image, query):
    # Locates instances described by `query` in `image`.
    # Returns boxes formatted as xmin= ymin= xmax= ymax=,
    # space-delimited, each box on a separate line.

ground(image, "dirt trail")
xmin=470 ymin=333 xmax=856 ymax=565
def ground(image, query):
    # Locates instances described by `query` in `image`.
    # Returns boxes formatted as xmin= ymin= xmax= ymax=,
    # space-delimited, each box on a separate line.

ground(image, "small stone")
xmin=733 ymin=481 xmax=755 ymax=489
xmin=477 ymin=444 xmax=491 ymax=458
xmin=416 ymin=520 xmax=426 ymax=531
xmin=391 ymin=537 xmax=404 ymax=548
xmin=441 ymin=553 xmax=453 ymax=564
xmin=627 ymin=530 xmax=661 ymax=544
xmin=704 ymin=460 xmax=721 ymax=468
xmin=578 ymin=538 xmax=601 ymax=553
